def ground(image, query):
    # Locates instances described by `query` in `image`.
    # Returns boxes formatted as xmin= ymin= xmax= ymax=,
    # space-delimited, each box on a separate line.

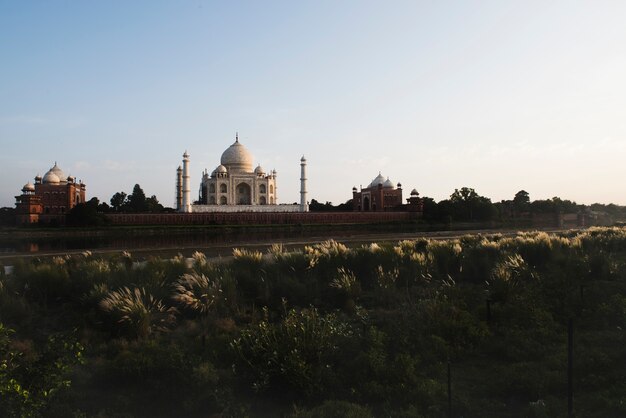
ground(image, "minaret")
xmin=182 ymin=151 xmax=191 ymax=213
xmin=300 ymin=156 xmax=308 ymax=212
xmin=175 ymin=166 xmax=183 ymax=211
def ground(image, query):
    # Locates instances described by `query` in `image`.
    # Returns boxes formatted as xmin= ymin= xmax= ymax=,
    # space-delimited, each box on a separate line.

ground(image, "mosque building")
xmin=352 ymin=172 xmax=403 ymax=212
xmin=352 ymin=172 xmax=423 ymax=213
xmin=175 ymin=134 xmax=308 ymax=213
xmin=14 ymin=163 xmax=86 ymax=225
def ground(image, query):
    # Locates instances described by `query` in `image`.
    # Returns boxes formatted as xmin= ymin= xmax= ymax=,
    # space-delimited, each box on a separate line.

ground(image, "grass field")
xmin=1 ymin=227 xmax=625 ymax=417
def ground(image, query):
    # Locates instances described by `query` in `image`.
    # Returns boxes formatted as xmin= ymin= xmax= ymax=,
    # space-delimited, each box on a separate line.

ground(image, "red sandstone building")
xmin=15 ymin=163 xmax=86 ymax=226
xmin=352 ymin=173 xmax=404 ymax=211
xmin=352 ymin=172 xmax=423 ymax=214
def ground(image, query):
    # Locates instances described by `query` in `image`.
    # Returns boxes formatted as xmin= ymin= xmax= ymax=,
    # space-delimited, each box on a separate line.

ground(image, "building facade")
xmin=175 ymin=135 xmax=307 ymax=213
xmin=352 ymin=173 xmax=404 ymax=212
xmin=15 ymin=163 xmax=86 ymax=225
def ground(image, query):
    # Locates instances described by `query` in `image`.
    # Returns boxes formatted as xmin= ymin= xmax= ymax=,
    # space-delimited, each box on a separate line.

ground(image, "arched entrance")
xmin=237 ymin=183 xmax=251 ymax=205
xmin=363 ymin=196 xmax=370 ymax=211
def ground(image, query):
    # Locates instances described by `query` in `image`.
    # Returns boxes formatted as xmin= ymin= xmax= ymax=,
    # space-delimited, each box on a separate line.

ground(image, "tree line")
xmin=312 ymin=187 xmax=626 ymax=223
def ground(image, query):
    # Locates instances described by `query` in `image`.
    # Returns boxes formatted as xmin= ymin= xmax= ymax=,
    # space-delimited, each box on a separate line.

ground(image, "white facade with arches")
xmin=176 ymin=134 xmax=307 ymax=213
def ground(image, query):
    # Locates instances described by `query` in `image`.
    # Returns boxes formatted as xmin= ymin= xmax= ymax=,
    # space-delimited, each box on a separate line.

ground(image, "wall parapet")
xmin=105 ymin=211 xmax=417 ymax=226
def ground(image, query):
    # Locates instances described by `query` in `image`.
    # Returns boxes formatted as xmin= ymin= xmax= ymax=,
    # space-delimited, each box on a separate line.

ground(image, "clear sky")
xmin=2 ymin=1 xmax=625 ymax=208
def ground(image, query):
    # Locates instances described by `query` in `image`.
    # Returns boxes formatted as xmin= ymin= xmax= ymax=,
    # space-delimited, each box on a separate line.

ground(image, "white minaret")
xmin=182 ymin=151 xmax=191 ymax=213
xmin=300 ymin=156 xmax=308 ymax=212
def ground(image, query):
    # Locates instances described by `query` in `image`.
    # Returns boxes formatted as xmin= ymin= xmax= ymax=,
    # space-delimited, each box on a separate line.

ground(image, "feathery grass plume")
xmin=458 ymin=237 xmax=504 ymax=284
xmin=83 ymin=282 xmax=110 ymax=307
xmin=426 ymin=239 xmax=462 ymax=278
xmin=368 ymin=242 xmax=381 ymax=253
xmin=191 ymin=251 xmax=207 ymax=268
xmin=120 ymin=250 xmax=134 ymax=270
xmin=172 ymin=272 xmax=223 ymax=315
xmin=577 ymin=226 xmax=626 ymax=252
xmin=487 ymin=254 xmax=537 ymax=303
xmin=304 ymin=239 xmax=349 ymax=271
xmin=396 ymin=239 xmax=417 ymax=256
xmin=375 ymin=265 xmax=399 ymax=290
xmin=99 ymin=287 xmax=176 ymax=339
xmin=330 ymin=267 xmax=360 ymax=297
xmin=268 ymin=243 xmax=284 ymax=259
xmin=231 ymin=248 xmax=266 ymax=303
xmin=232 ymin=248 xmax=263 ymax=263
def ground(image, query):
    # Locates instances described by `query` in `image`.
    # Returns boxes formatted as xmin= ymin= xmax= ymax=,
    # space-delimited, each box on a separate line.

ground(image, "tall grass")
xmin=99 ymin=287 xmax=176 ymax=339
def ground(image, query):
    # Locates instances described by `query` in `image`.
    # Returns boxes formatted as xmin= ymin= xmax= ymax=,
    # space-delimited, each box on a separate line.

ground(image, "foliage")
xmin=2 ymin=227 xmax=626 ymax=416
xmin=231 ymin=306 xmax=353 ymax=396
xmin=0 ymin=323 xmax=84 ymax=418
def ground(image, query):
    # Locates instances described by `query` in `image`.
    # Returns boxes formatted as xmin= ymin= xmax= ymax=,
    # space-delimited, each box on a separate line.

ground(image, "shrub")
xmin=231 ymin=306 xmax=353 ymax=396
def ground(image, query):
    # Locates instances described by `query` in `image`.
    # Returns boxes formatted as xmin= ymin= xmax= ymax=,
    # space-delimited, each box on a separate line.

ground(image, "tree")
xmin=146 ymin=195 xmax=164 ymax=213
xmin=513 ymin=190 xmax=530 ymax=213
xmin=450 ymin=187 xmax=479 ymax=203
xmin=127 ymin=184 xmax=149 ymax=213
xmin=448 ymin=187 xmax=496 ymax=222
xmin=110 ymin=192 xmax=127 ymax=212
xmin=0 ymin=207 xmax=15 ymax=227
xmin=66 ymin=197 xmax=109 ymax=226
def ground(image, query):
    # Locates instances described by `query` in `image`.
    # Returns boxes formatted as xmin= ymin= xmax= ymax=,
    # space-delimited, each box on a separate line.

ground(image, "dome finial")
xmin=236 ymin=132 xmax=239 ymax=143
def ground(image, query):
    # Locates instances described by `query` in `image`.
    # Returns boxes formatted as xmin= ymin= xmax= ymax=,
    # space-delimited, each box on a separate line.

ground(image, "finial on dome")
xmin=236 ymin=132 xmax=239 ymax=143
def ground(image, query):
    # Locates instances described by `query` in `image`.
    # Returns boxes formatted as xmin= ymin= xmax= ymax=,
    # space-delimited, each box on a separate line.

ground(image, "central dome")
xmin=220 ymin=136 xmax=253 ymax=173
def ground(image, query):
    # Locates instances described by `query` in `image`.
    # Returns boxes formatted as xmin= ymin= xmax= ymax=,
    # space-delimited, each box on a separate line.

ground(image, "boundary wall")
xmin=105 ymin=211 xmax=417 ymax=226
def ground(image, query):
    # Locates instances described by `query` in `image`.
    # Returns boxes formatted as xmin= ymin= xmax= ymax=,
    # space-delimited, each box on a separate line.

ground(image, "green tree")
xmin=66 ymin=197 xmax=109 ymax=226
xmin=110 ymin=192 xmax=127 ymax=212
xmin=449 ymin=187 xmax=496 ymax=221
xmin=128 ymin=184 xmax=149 ymax=213
xmin=146 ymin=195 xmax=164 ymax=213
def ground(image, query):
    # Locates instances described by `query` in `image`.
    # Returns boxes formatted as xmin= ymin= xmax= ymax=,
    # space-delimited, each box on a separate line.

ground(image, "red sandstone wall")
xmin=105 ymin=211 xmax=417 ymax=226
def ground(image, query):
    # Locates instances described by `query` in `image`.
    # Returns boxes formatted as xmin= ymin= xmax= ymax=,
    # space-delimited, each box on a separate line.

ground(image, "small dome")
xmin=67 ymin=175 xmax=75 ymax=183
xmin=22 ymin=182 xmax=35 ymax=192
xmin=216 ymin=164 xmax=228 ymax=173
xmin=220 ymin=135 xmax=253 ymax=173
xmin=42 ymin=171 xmax=60 ymax=184
xmin=301 ymin=155 xmax=306 ymax=162
xmin=368 ymin=172 xmax=386 ymax=188
xmin=35 ymin=174 xmax=42 ymax=181
xmin=254 ymin=165 xmax=265 ymax=175
xmin=410 ymin=189 xmax=419 ymax=196
xmin=383 ymin=178 xmax=394 ymax=188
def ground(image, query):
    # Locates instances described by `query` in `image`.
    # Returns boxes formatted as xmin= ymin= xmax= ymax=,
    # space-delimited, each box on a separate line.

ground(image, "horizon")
xmin=2 ymin=1 xmax=626 ymax=208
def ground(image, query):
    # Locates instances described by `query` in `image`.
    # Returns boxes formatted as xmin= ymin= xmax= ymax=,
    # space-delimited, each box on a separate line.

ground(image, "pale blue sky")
xmin=1 ymin=1 xmax=625 ymax=208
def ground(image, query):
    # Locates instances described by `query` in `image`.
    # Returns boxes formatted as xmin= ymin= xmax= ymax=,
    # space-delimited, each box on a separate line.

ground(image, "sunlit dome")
xmin=220 ymin=135 xmax=253 ymax=173
xmin=49 ymin=163 xmax=67 ymax=183
xmin=42 ymin=163 xmax=66 ymax=184
xmin=216 ymin=164 xmax=228 ymax=173
xmin=42 ymin=171 xmax=60 ymax=184
xmin=383 ymin=178 xmax=394 ymax=188
xmin=254 ymin=165 xmax=265 ymax=175
xmin=368 ymin=173 xmax=386 ymax=188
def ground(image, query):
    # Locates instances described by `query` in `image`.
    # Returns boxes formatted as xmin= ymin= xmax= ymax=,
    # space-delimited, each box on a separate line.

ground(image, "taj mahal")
xmin=175 ymin=134 xmax=308 ymax=213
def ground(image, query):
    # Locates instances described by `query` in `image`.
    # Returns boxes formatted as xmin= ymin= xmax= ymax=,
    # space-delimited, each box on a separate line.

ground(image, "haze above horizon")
xmin=1 ymin=1 xmax=625 ymax=208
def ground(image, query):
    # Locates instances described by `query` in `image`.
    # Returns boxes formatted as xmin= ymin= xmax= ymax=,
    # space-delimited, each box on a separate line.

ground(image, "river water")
xmin=0 ymin=227 xmax=444 ymax=261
